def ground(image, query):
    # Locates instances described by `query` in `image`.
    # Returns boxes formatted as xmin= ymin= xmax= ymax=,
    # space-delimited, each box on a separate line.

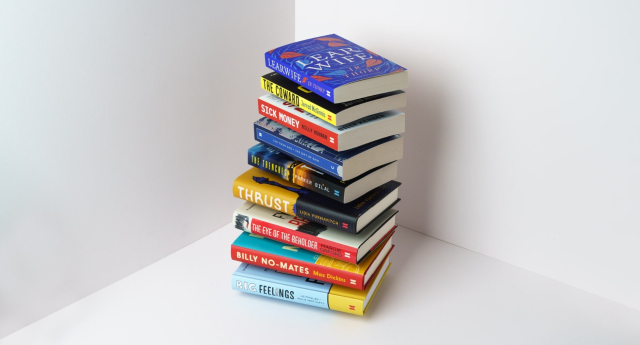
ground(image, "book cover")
xmin=265 ymin=34 xmax=406 ymax=102
xmin=233 ymin=201 xmax=398 ymax=264
xmin=231 ymin=231 xmax=394 ymax=290
xmin=248 ymin=143 xmax=395 ymax=203
xmin=258 ymin=93 xmax=403 ymax=151
xmin=260 ymin=72 xmax=405 ymax=126
xmin=232 ymin=167 xmax=401 ymax=234
xmin=254 ymin=117 xmax=401 ymax=180
xmin=232 ymin=259 xmax=391 ymax=315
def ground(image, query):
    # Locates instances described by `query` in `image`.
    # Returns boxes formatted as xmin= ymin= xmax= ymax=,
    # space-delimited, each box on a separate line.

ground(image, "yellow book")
xmin=261 ymin=74 xmax=337 ymax=126
xmin=232 ymin=167 xmax=401 ymax=235
xmin=260 ymin=72 xmax=407 ymax=127
xmin=328 ymin=260 xmax=391 ymax=315
xmin=232 ymin=167 xmax=300 ymax=216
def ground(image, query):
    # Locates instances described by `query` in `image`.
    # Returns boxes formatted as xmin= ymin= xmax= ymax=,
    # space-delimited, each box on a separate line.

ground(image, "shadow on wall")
xmin=396 ymin=61 xmax=448 ymax=235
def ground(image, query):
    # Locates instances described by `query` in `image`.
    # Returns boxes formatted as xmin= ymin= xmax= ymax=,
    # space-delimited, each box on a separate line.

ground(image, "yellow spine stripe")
xmin=328 ymin=263 xmax=391 ymax=316
xmin=328 ymin=295 xmax=365 ymax=315
xmin=261 ymin=77 xmax=337 ymax=126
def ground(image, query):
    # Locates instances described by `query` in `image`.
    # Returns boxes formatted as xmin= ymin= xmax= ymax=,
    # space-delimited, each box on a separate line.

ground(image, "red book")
xmin=231 ymin=231 xmax=394 ymax=290
xmin=257 ymin=93 xmax=405 ymax=152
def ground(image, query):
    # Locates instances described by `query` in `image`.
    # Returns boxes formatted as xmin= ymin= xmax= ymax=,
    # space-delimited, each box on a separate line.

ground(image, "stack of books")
xmin=230 ymin=34 xmax=408 ymax=315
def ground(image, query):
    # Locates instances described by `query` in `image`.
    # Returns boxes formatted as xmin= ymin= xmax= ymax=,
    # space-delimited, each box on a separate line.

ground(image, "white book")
xmin=233 ymin=202 xmax=397 ymax=264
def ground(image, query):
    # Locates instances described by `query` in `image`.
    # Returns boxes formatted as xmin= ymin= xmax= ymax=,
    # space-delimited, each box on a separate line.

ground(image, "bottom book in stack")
xmin=232 ymin=258 xmax=391 ymax=316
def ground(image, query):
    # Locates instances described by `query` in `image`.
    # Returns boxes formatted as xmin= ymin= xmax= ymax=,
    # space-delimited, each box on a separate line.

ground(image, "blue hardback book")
xmin=265 ymin=34 xmax=407 ymax=103
xmin=253 ymin=117 xmax=403 ymax=180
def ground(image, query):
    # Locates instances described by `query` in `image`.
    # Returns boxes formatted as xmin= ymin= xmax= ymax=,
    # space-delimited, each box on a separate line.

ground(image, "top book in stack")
xmin=264 ymin=33 xmax=408 ymax=107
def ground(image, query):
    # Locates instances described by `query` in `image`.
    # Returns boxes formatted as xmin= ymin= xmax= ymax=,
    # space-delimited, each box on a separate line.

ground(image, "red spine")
xmin=258 ymin=98 xmax=339 ymax=150
xmin=250 ymin=218 xmax=359 ymax=264
xmin=231 ymin=245 xmax=365 ymax=289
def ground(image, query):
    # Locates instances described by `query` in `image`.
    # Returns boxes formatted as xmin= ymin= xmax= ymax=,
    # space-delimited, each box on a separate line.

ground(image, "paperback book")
xmin=232 ymin=167 xmax=401 ymax=234
xmin=265 ymin=34 xmax=408 ymax=103
xmin=248 ymin=143 xmax=398 ymax=203
xmin=258 ymin=93 xmax=405 ymax=151
xmin=232 ymin=258 xmax=391 ymax=316
xmin=260 ymin=72 xmax=406 ymax=126
xmin=254 ymin=117 xmax=403 ymax=180
xmin=231 ymin=231 xmax=394 ymax=290
xmin=233 ymin=201 xmax=398 ymax=264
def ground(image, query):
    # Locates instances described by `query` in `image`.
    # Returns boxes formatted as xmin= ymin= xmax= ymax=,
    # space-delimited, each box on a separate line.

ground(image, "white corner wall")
xmin=2 ymin=0 xmax=639 ymax=339
xmin=0 ymin=0 xmax=293 ymax=338
xmin=296 ymin=0 xmax=640 ymax=310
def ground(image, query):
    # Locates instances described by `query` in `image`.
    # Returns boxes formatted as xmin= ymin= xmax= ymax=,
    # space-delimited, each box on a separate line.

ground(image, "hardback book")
xmin=265 ymin=34 xmax=408 ymax=103
xmin=233 ymin=201 xmax=398 ymax=264
xmin=232 ymin=167 xmax=401 ymax=234
xmin=232 ymin=258 xmax=391 ymax=316
xmin=254 ymin=117 xmax=403 ymax=180
xmin=248 ymin=143 xmax=398 ymax=203
xmin=260 ymin=72 xmax=406 ymax=126
xmin=231 ymin=231 xmax=394 ymax=290
xmin=258 ymin=93 xmax=405 ymax=151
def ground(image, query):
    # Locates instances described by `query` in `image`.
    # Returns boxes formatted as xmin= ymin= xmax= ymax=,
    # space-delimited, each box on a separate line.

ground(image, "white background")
xmin=2 ymin=0 xmax=640 ymax=340
xmin=0 ymin=0 xmax=293 ymax=338
xmin=296 ymin=0 xmax=640 ymax=311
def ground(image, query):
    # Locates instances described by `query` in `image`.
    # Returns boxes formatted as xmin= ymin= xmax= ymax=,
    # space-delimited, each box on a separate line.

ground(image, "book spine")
xmin=289 ymin=182 xmax=401 ymax=235
xmin=294 ymin=197 xmax=359 ymax=234
xmin=258 ymin=98 xmax=339 ymax=150
xmin=232 ymin=273 xmax=331 ymax=310
xmin=265 ymin=53 xmax=336 ymax=103
xmin=290 ymin=165 xmax=347 ymax=203
xmin=328 ymin=262 xmax=392 ymax=316
xmin=232 ymin=170 xmax=298 ymax=216
xmin=231 ymin=245 xmax=365 ymax=290
xmin=248 ymin=147 xmax=293 ymax=181
xmin=248 ymin=146 xmax=347 ymax=202
xmin=327 ymin=292 xmax=365 ymax=316
xmin=260 ymin=76 xmax=338 ymax=126
xmin=247 ymin=217 xmax=359 ymax=264
xmin=254 ymin=126 xmax=343 ymax=180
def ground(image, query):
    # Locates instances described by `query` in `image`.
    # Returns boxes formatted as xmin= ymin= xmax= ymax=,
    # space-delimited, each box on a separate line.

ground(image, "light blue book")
xmin=232 ymin=258 xmax=392 ymax=315
xmin=232 ymin=263 xmax=332 ymax=309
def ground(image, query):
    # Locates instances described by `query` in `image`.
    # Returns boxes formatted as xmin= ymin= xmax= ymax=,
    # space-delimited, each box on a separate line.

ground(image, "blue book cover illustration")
xmin=265 ymin=34 xmax=407 ymax=102
xmin=253 ymin=117 xmax=401 ymax=180
xmin=232 ymin=263 xmax=332 ymax=309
